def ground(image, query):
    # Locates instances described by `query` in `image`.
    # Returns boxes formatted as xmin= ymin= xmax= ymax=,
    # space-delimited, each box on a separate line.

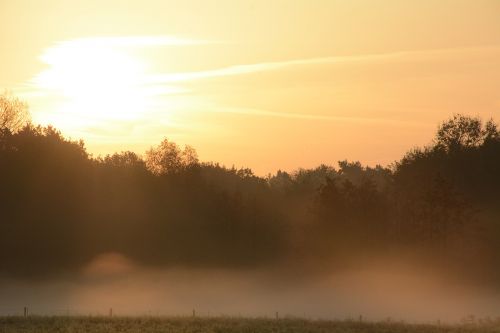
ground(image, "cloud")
xmin=148 ymin=45 xmax=500 ymax=83
xmin=205 ymin=106 xmax=434 ymax=127
xmin=148 ymin=54 xmax=396 ymax=83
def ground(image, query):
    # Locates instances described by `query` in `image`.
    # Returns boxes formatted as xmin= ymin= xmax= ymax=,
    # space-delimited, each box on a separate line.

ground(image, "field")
xmin=1 ymin=317 xmax=500 ymax=333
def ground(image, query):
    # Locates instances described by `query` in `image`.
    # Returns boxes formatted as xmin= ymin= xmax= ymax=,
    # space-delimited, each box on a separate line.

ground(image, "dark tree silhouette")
xmin=435 ymin=114 xmax=497 ymax=151
xmin=0 ymin=104 xmax=499 ymax=280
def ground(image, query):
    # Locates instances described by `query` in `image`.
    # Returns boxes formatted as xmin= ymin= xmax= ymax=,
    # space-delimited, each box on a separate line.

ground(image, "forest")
xmin=1 ymin=93 xmax=499 ymax=281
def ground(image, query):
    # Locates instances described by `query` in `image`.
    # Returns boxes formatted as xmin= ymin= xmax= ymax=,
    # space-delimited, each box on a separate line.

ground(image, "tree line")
xmin=1 ymin=92 xmax=499 ymax=278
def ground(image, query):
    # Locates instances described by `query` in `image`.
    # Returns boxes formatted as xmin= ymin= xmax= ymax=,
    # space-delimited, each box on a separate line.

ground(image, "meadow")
xmin=1 ymin=316 xmax=500 ymax=333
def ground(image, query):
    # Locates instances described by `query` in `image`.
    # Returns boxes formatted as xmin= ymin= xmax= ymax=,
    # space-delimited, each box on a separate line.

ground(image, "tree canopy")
xmin=0 ymin=109 xmax=499 ymax=281
xmin=0 ymin=91 xmax=31 ymax=133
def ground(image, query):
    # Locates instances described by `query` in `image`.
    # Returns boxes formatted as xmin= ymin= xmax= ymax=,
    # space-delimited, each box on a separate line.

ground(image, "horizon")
xmin=2 ymin=1 xmax=500 ymax=174
xmin=2 ymin=1 xmax=500 ymax=330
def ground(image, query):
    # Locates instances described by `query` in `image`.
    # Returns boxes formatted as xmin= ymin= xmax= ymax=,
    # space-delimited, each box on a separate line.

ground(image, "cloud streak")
xmin=148 ymin=45 xmax=500 ymax=83
xmin=206 ymin=106 xmax=435 ymax=127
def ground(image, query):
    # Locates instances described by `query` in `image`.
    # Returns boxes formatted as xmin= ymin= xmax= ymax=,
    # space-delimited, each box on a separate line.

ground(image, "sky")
xmin=1 ymin=0 xmax=499 ymax=175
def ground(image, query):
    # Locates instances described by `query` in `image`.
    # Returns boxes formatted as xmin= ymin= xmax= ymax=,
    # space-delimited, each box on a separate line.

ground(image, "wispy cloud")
xmin=148 ymin=46 xmax=500 ymax=83
xmin=148 ymin=54 xmax=396 ymax=83
xmin=207 ymin=106 xmax=434 ymax=127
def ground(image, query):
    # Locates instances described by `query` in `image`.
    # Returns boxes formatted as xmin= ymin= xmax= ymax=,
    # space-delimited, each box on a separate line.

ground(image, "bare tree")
xmin=0 ymin=91 xmax=30 ymax=132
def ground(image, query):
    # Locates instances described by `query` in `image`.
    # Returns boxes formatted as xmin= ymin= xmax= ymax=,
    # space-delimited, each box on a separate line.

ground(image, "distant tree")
xmin=316 ymin=177 xmax=345 ymax=220
xmin=103 ymin=151 xmax=146 ymax=169
xmin=268 ymin=170 xmax=293 ymax=193
xmin=398 ymin=174 xmax=474 ymax=246
xmin=483 ymin=118 xmax=500 ymax=143
xmin=0 ymin=91 xmax=30 ymax=133
xmin=182 ymin=145 xmax=199 ymax=166
xmin=337 ymin=160 xmax=367 ymax=188
xmin=316 ymin=176 xmax=386 ymax=227
xmin=145 ymin=138 xmax=199 ymax=175
xmin=288 ymin=164 xmax=337 ymax=197
xmin=435 ymin=114 xmax=499 ymax=151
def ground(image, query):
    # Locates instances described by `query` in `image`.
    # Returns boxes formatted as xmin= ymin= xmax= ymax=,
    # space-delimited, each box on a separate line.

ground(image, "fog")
xmin=1 ymin=114 xmax=500 ymax=323
xmin=1 ymin=252 xmax=499 ymax=323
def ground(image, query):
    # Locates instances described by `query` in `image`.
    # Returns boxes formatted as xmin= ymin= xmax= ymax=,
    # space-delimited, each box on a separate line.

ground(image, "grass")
xmin=1 ymin=316 xmax=500 ymax=333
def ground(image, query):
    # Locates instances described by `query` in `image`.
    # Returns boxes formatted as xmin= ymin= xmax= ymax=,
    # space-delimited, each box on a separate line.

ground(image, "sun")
xmin=32 ymin=38 xmax=156 ymax=127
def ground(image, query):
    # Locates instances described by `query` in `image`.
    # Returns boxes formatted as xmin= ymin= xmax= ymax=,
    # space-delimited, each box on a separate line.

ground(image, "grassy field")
xmin=1 ymin=317 xmax=500 ymax=333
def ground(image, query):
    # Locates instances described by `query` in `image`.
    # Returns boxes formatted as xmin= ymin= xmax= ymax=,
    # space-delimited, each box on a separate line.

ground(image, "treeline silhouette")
xmin=1 ymin=95 xmax=499 ymax=279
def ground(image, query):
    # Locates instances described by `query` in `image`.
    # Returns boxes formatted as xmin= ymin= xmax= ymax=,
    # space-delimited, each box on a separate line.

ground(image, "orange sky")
xmin=1 ymin=0 xmax=500 ymax=174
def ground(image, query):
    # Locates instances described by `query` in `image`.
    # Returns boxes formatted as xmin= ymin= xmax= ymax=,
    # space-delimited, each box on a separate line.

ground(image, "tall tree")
xmin=435 ymin=114 xmax=499 ymax=151
xmin=145 ymin=138 xmax=198 ymax=175
xmin=0 ymin=92 xmax=30 ymax=133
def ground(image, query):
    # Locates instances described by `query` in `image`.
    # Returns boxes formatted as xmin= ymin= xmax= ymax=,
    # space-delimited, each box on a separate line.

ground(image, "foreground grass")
xmin=1 ymin=316 xmax=499 ymax=333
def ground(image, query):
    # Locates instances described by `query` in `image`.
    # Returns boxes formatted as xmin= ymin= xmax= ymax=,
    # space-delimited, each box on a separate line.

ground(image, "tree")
xmin=0 ymin=91 xmax=30 ymax=133
xmin=182 ymin=145 xmax=199 ymax=166
xmin=145 ymin=138 xmax=199 ymax=175
xmin=435 ymin=114 xmax=499 ymax=151
xmin=103 ymin=151 xmax=146 ymax=169
xmin=483 ymin=118 xmax=500 ymax=143
xmin=415 ymin=175 xmax=473 ymax=245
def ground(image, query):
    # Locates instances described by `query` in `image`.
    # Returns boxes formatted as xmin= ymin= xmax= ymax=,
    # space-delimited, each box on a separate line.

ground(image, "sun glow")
xmin=32 ymin=37 xmax=173 ymax=129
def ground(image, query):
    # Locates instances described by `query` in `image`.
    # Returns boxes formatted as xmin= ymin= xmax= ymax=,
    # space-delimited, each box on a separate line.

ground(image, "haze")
xmin=2 ymin=0 xmax=500 ymax=174
xmin=1 ymin=0 xmax=500 ymax=327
